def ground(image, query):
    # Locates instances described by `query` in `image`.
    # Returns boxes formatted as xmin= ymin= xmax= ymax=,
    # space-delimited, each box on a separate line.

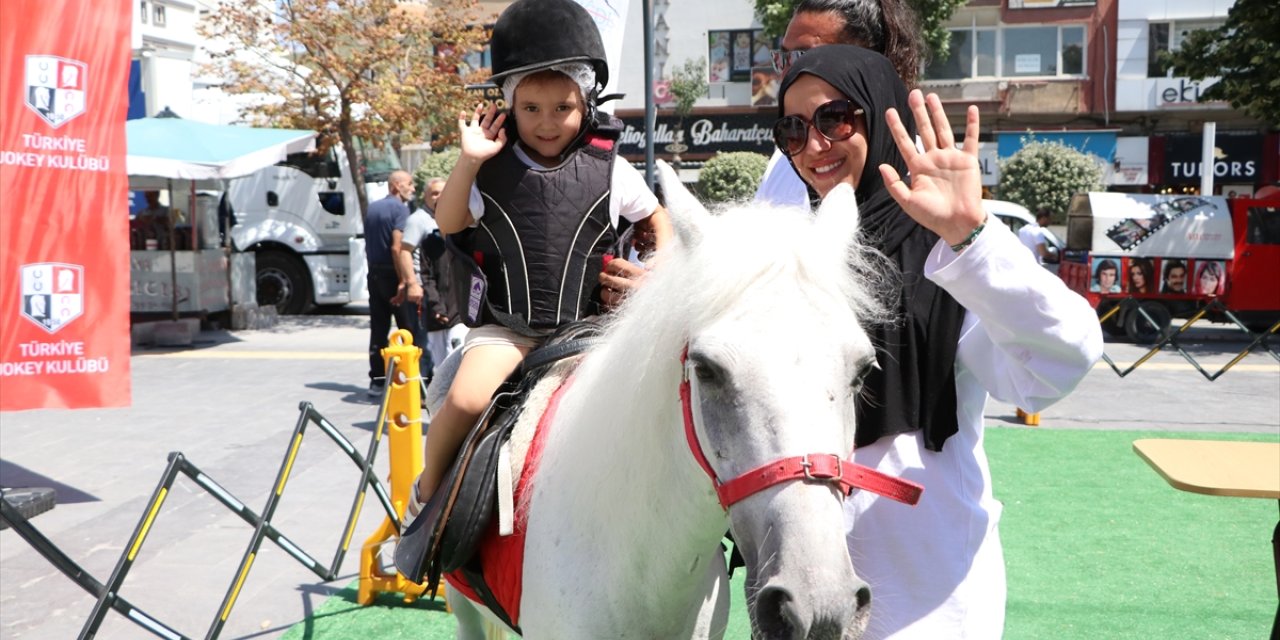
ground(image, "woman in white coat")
xmin=773 ymin=45 xmax=1103 ymax=639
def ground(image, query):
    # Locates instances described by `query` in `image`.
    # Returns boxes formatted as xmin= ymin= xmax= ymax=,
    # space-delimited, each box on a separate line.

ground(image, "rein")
xmin=679 ymin=349 xmax=923 ymax=510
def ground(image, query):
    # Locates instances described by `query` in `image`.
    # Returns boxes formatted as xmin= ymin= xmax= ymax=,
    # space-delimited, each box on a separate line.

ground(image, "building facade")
xmin=132 ymin=0 xmax=203 ymax=119
xmin=602 ymin=0 xmax=1274 ymax=195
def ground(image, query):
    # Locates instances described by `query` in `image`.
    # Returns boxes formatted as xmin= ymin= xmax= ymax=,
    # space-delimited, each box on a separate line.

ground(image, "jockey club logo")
xmin=20 ymin=262 xmax=84 ymax=334
xmin=24 ymin=55 xmax=88 ymax=128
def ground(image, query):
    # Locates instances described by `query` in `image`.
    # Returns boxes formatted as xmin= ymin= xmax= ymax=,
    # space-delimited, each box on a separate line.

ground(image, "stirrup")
xmin=401 ymin=476 xmax=428 ymax=535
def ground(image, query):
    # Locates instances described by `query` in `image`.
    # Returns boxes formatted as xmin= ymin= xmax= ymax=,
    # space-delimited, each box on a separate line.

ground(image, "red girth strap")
xmin=680 ymin=349 xmax=923 ymax=510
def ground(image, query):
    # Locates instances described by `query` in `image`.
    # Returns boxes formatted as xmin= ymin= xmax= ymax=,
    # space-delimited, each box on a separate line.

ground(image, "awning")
xmin=126 ymin=117 xmax=316 ymax=184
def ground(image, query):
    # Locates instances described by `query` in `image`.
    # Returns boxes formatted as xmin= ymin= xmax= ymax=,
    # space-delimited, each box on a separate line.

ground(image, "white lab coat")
xmin=845 ymin=219 xmax=1103 ymax=640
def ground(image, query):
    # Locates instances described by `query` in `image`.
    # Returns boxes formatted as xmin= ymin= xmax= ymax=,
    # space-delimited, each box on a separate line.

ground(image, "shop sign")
xmin=1163 ymin=131 xmax=1260 ymax=184
xmin=997 ymin=130 xmax=1117 ymax=163
xmin=978 ymin=143 xmax=998 ymax=186
xmin=1154 ymin=77 xmax=1224 ymax=108
xmin=616 ymin=112 xmax=777 ymax=158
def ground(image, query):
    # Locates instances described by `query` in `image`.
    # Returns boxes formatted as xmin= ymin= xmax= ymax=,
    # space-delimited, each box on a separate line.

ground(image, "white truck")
xmin=225 ymin=147 xmax=377 ymax=314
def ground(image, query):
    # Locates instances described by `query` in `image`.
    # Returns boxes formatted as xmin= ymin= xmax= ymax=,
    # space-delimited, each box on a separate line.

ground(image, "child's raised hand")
xmin=458 ymin=102 xmax=507 ymax=162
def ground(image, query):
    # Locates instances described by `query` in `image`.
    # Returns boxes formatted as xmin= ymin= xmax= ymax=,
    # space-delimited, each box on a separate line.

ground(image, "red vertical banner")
xmin=0 ymin=0 xmax=132 ymax=410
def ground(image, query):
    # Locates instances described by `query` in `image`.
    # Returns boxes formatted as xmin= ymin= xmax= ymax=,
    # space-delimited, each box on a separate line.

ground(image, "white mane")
xmin=537 ymin=195 xmax=892 ymax=521
xmin=457 ymin=172 xmax=895 ymax=638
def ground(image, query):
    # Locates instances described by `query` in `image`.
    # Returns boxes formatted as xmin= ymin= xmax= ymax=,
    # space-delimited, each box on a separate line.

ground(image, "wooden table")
xmin=1134 ymin=439 xmax=1280 ymax=499
xmin=1133 ymin=438 xmax=1280 ymax=638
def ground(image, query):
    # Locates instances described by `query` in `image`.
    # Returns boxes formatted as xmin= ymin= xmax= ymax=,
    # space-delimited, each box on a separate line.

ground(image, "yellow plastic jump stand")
xmin=358 ymin=330 xmax=435 ymax=605
xmin=1016 ymin=407 xmax=1041 ymax=426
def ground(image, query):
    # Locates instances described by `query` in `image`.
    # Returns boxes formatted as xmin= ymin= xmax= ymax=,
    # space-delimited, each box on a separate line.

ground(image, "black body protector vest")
xmin=466 ymin=133 xmax=619 ymax=336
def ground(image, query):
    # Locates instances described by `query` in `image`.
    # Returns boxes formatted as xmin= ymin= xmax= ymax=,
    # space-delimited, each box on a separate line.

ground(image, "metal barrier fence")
xmin=0 ymin=369 xmax=406 ymax=640
xmin=1098 ymin=298 xmax=1280 ymax=380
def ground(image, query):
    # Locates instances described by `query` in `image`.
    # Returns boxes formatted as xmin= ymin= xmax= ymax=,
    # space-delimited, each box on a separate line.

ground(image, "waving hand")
xmin=878 ymin=90 xmax=986 ymax=248
xmin=458 ymin=102 xmax=508 ymax=163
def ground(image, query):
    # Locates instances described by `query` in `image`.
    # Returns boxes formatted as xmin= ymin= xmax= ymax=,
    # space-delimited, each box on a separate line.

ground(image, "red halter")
xmin=680 ymin=349 xmax=923 ymax=510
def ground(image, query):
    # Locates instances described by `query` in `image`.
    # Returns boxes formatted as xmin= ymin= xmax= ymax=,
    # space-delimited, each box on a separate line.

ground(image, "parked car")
xmin=982 ymin=199 xmax=1064 ymax=272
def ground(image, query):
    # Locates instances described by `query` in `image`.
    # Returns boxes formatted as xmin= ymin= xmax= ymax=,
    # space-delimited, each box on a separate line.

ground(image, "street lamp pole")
xmin=642 ymin=0 xmax=655 ymax=189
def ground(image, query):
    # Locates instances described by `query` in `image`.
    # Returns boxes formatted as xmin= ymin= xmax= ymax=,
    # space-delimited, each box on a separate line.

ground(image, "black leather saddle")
xmin=393 ymin=321 xmax=605 ymax=621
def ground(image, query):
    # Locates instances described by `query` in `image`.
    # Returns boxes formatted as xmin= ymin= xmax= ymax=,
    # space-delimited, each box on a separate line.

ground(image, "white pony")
xmin=430 ymin=161 xmax=915 ymax=640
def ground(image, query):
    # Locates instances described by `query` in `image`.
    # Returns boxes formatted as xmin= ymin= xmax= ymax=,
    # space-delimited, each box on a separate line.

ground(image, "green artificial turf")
xmin=284 ymin=428 xmax=1277 ymax=639
xmin=991 ymin=429 xmax=1276 ymax=640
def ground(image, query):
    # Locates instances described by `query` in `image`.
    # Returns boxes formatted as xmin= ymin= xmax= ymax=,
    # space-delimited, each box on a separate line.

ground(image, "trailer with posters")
xmin=1060 ymin=192 xmax=1280 ymax=342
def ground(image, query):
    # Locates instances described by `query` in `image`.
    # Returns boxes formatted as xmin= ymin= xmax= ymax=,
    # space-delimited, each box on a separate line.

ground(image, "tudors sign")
xmin=614 ymin=111 xmax=777 ymax=159
xmin=1162 ymin=131 xmax=1260 ymax=185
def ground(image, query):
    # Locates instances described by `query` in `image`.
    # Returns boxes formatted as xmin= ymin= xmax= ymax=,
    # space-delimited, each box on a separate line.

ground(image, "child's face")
xmin=512 ymin=72 xmax=585 ymax=165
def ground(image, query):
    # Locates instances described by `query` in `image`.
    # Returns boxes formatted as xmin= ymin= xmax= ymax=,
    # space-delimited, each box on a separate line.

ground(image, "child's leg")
xmin=415 ymin=342 xmax=528 ymax=501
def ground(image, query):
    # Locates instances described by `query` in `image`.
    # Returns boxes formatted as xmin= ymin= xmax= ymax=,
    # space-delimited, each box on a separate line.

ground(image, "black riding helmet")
xmin=488 ymin=0 xmax=608 ymax=95
xmin=489 ymin=0 xmax=615 ymax=161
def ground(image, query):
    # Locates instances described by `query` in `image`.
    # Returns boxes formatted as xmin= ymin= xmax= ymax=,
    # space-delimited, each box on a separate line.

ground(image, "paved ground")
xmin=1 ymin=309 xmax=1277 ymax=639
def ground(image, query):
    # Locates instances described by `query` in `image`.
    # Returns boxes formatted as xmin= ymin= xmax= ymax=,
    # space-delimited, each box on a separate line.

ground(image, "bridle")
xmin=679 ymin=349 xmax=923 ymax=510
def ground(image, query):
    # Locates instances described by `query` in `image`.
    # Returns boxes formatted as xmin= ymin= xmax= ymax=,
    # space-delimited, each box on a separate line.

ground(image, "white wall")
xmin=135 ymin=0 xmax=201 ymax=118
xmin=1113 ymin=0 xmax=1233 ymax=112
xmin=615 ymin=0 xmax=760 ymax=110
xmin=1117 ymin=0 xmax=1235 ymax=21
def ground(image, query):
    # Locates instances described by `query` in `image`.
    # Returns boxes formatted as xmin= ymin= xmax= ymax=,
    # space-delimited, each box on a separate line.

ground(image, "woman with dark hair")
xmin=1196 ymin=260 xmax=1225 ymax=296
xmin=1128 ymin=257 xmax=1156 ymax=294
xmin=774 ymin=46 xmax=1102 ymax=638
xmin=756 ymin=0 xmax=925 ymax=207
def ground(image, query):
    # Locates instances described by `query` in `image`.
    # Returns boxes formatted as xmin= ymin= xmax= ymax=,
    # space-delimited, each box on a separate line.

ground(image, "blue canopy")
xmin=126 ymin=117 xmax=316 ymax=183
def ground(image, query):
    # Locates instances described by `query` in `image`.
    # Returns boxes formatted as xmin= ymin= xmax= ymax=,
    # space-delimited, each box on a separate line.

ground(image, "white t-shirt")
xmin=754 ymin=148 xmax=811 ymax=208
xmin=1017 ymin=222 xmax=1046 ymax=264
xmin=465 ymin=142 xmax=659 ymax=228
xmin=401 ymin=208 xmax=439 ymax=278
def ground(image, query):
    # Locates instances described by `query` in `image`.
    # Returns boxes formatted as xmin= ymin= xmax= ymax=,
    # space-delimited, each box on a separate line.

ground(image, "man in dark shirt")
xmin=365 ymin=170 xmax=417 ymax=396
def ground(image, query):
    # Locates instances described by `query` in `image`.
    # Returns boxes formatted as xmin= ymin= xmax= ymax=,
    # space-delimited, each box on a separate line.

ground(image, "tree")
xmin=200 ymin=0 xmax=489 ymax=219
xmin=666 ymin=58 xmax=709 ymax=170
xmin=413 ymin=147 xmax=461 ymax=194
xmin=997 ymin=139 xmax=1103 ymax=224
xmin=1163 ymin=0 xmax=1280 ymax=126
xmin=752 ymin=0 xmax=966 ymax=64
xmin=697 ymin=152 xmax=771 ymax=202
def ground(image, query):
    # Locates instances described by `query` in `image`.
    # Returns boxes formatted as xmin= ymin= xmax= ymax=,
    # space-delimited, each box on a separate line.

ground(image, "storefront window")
xmin=926 ymin=30 xmax=971 ymax=79
xmin=1062 ymin=28 xmax=1084 ymax=75
xmin=708 ymin=29 xmax=769 ymax=84
xmin=925 ymin=28 xmax=996 ymax=79
xmin=1147 ymin=20 xmax=1224 ymax=78
xmin=926 ymin=25 xmax=1080 ymax=80
xmin=1147 ymin=23 xmax=1169 ymax=76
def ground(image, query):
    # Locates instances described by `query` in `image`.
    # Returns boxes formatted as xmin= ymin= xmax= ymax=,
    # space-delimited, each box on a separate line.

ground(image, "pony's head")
xmin=608 ymin=161 xmax=893 ymax=639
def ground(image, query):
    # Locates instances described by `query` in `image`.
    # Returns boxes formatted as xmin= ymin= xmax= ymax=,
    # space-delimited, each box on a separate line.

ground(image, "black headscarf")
xmin=778 ymin=45 xmax=965 ymax=452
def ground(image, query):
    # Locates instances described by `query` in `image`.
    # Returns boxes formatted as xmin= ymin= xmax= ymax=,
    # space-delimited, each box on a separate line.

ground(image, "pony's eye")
xmin=851 ymin=358 xmax=878 ymax=391
xmin=688 ymin=353 xmax=724 ymax=384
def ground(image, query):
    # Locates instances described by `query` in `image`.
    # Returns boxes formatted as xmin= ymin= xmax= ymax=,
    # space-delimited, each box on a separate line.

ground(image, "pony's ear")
xmin=656 ymin=159 xmax=707 ymax=247
xmin=814 ymin=183 xmax=860 ymax=244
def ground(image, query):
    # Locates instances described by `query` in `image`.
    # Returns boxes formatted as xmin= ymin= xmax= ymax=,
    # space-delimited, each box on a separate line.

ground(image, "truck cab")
xmin=225 ymin=147 xmax=369 ymax=314
xmin=1060 ymin=192 xmax=1280 ymax=342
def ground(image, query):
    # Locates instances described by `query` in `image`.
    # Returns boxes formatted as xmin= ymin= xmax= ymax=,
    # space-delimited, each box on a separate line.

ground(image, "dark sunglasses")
xmin=770 ymin=49 xmax=805 ymax=73
xmin=772 ymin=99 xmax=865 ymax=157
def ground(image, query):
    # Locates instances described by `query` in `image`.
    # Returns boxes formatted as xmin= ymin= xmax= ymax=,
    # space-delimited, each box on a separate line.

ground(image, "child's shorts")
xmin=460 ymin=324 xmax=546 ymax=355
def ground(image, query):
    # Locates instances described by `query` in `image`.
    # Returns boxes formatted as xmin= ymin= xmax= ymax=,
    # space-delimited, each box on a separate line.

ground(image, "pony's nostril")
xmin=755 ymin=585 xmax=802 ymax=639
xmin=851 ymin=584 xmax=873 ymax=636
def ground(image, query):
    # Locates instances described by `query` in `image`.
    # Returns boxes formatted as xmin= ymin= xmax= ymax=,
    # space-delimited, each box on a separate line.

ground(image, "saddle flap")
xmin=393 ymin=391 xmax=516 ymax=586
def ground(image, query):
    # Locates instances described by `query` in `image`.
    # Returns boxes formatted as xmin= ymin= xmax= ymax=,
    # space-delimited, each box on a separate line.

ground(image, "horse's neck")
xmin=530 ymin=359 xmax=726 ymax=597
